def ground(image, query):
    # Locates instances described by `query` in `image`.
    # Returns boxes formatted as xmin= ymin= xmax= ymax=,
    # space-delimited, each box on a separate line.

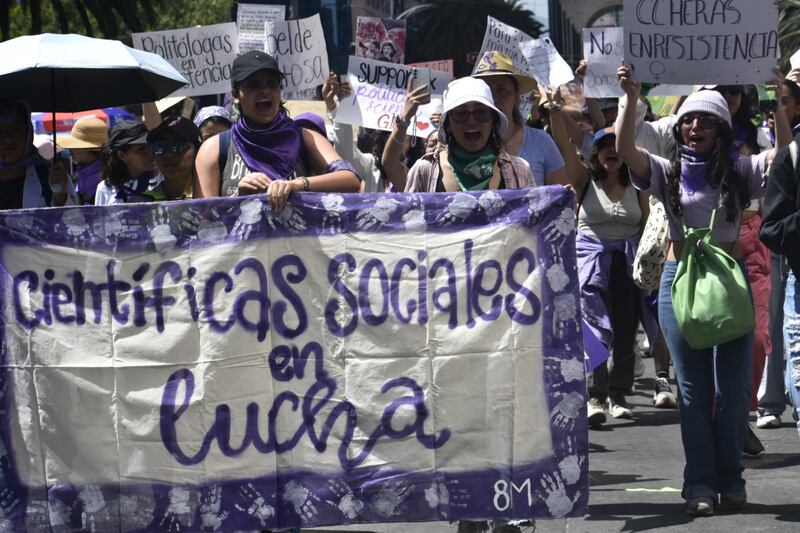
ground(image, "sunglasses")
xmin=241 ymin=76 xmax=282 ymax=92
xmin=449 ymin=107 xmax=493 ymax=124
xmin=152 ymin=141 xmax=190 ymax=156
xmin=679 ymin=114 xmax=721 ymax=130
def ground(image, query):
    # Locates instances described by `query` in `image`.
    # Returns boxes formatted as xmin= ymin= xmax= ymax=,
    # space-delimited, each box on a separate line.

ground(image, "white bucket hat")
xmin=439 ymin=77 xmax=508 ymax=144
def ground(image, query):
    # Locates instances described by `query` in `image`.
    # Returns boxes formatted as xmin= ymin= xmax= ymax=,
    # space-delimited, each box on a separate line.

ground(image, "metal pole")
xmin=51 ymin=69 xmax=57 ymax=151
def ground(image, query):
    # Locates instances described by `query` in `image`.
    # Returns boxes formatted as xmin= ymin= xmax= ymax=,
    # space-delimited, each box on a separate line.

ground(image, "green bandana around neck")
xmin=447 ymin=145 xmax=498 ymax=191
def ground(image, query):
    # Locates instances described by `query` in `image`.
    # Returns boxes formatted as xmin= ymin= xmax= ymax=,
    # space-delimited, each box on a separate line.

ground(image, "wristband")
xmin=394 ymin=116 xmax=410 ymax=130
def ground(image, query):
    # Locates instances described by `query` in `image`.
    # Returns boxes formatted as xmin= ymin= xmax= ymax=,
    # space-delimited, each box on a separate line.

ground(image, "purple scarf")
xmin=680 ymin=146 xmax=713 ymax=194
xmin=75 ymin=159 xmax=103 ymax=198
xmin=231 ymin=112 xmax=302 ymax=180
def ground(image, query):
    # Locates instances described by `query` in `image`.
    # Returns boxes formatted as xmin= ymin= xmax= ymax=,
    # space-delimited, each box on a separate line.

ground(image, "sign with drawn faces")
xmin=623 ymin=0 xmax=779 ymax=85
xmin=0 ymin=189 xmax=587 ymax=530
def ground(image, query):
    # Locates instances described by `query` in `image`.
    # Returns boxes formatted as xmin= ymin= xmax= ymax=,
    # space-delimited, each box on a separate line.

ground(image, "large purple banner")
xmin=0 ymin=187 xmax=586 ymax=531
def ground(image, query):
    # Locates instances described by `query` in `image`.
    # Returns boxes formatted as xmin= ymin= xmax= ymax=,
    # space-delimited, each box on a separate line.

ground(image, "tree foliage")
xmin=1 ymin=0 xmax=232 ymax=42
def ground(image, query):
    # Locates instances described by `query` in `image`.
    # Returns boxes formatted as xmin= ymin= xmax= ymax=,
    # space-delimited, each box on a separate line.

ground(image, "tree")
xmin=0 ymin=0 xmax=232 ymax=42
xmin=401 ymin=0 xmax=544 ymax=77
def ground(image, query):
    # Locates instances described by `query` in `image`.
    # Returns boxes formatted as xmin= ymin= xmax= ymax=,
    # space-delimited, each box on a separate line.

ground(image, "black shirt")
xmin=0 ymin=174 xmax=27 ymax=211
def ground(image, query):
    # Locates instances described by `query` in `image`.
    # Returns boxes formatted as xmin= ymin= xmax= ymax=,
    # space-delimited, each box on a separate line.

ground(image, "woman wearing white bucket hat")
xmin=405 ymin=77 xmax=534 ymax=193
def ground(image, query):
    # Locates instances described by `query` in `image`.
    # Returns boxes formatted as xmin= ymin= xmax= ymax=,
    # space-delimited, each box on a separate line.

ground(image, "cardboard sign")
xmin=583 ymin=27 xmax=625 ymax=98
xmin=0 ymin=189 xmax=587 ymax=530
xmin=624 ymin=0 xmax=779 ymax=85
xmin=408 ymin=59 xmax=455 ymax=79
xmin=237 ymin=3 xmax=285 ymax=54
xmin=132 ymin=22 xmax=238 ymax=97
xmin=335 ymin=56 xmax=452 ymax=137
xmin=477 ymin=16 xmax=537 ymax=79
xmin=519 ymin=36 xmax=574 ymax=89
xmin=356 ymin=17 xmax=407 ymax=64
xmin=265 ymin=14 xmax=329 ymax=98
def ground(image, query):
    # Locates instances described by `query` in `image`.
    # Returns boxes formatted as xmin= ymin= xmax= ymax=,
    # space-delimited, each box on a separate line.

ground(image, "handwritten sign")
xmin=335 ymin=56 xmax=452 ymax=137
xmin=132 ymin=22 xmax=237 ymax=97
xmin=409 ymin=59 xmax=455 ymax=79
xmin=583 ymin=27 xmax=624 ymax=98
xmin=624 ymin=0 xmax=779 ymax=85
xmin=477 ymin=16 xmax=536 ymax=79
xmin=0 ymin=189 xmax=587 ymax=530
xmin=791 ymin=49 xmax=800 ymax=69
xmin=265 ymin=14 xmax=329 ymax=99
xmin=356 ymin=17 xmax=407 ymax=64
xmin=519 ymin=36 xmax=574 ymax=89
xmin=237 ymin=3 xmax=285 ymax=54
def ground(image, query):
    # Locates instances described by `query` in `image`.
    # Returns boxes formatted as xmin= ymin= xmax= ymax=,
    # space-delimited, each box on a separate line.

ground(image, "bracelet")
xmin=299 ymin=176 xmax=310 ymax=192
xmin=395 ymin=116 xmax=410 ymax=130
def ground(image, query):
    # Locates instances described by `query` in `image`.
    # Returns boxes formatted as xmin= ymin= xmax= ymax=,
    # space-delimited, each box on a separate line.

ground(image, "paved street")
xmin=307 ymin=358 xmax=800 ymax=533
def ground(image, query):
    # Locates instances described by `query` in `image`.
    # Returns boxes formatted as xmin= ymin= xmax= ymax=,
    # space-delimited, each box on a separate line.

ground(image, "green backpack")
xmin=671 ymin=207 xmax=755 ymax=349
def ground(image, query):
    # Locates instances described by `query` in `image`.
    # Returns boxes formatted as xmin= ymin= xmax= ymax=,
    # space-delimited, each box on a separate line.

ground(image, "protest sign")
xmin=356 ymin=17 xmax=407 ymax=64
xmin=519 ymin=36 xmax=574 ymax=89
xmin=265 ymin=14 xmax=329 ymax=99
xmin=624 ymin=0 xmax=779 ymax=85
xmin=237 ymin=3 xmax=285 ymax=54
xmin=409 ymin=59 xmax=455 ymax=79
xmin=132 ymin=22 xmax=237 ymax=97
xmin=336 ymin=56 xmax=452 ymax=136
xmin=583 ymin=27 xmax=624 ymax=98
xmin=791 ymin=49 xmax=800 ymax=70
xmin=477 ymin=16 xmax=537 ymax=79
xmin=0 ymin=188 xmax=587 ymax=530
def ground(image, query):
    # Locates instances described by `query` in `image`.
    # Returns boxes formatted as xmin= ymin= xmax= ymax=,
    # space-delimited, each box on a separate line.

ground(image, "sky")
xmin=524 ymin=0 xmax=550 ymax=35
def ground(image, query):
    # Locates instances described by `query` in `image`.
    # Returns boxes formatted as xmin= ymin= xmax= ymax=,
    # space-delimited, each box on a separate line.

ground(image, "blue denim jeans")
xmin=783 ymin=272 xmax=800 ymax=436
xmin=659 ymin=261 xmax=752 ymax=499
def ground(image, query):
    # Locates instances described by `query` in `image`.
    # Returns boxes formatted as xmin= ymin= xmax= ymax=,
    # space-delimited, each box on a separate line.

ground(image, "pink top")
xmin=631 ymin=151 xmax=769 ymax=242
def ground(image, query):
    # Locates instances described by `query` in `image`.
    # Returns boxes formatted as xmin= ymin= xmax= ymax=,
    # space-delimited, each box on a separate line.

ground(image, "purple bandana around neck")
xmin=231 ymin=112 xmax=302 ymax=180
xmin=75 ymin=159 xmax=103 ymax=198
xmin=679 ymin=146 xmax=711 ymax=194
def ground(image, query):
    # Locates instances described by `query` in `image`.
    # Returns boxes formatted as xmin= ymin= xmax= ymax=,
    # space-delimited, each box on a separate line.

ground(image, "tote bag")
xmin=671 ymin=208 xmax=755 ymax=349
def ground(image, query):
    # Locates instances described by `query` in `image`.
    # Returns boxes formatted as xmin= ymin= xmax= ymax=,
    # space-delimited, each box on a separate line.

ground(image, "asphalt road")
xmin=306 ymin=357 xmax=800 ymax=533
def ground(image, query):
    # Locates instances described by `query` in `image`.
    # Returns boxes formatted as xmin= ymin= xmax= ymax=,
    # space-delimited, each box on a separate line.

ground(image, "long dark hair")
xmin=727 ymin=87 xmax=759 ymax=154
xmin=588 ymin=149 xmax=630 ymax=185
xmin=101 ymin=147 xmax=132 ymax=189
xmin=667 ymin=121 xmax=748 ymax=224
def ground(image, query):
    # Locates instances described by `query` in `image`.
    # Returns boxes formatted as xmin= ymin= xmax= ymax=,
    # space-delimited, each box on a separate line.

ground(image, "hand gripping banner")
xmin=0 ymin=187 xmax=587 ymax=531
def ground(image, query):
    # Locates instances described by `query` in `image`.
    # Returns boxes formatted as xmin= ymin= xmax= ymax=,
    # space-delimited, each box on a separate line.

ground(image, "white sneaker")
xmin=607 ymin=396 xmax=633 ymax=419
xmin=587 ymin=398 xmax=607 ymax=427
xmin=653 ymin=377 xmax=677 ymax=408
xmin=756 ymin=414 xmax=781 ymax=429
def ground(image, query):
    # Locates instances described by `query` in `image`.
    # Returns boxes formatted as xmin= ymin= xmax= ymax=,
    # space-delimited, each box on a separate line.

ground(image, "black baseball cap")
xmin=106 ymin=120 xmax=149 ymax=152
xmin=231 ymin=51 xmax=282 ymax=86
xmin=147 ymin=116 xmax=201 ymax=145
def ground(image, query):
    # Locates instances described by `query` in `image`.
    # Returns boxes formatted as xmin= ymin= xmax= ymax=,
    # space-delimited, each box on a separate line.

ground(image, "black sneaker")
xmin=653 ymin=376 xmax=677 ymax=408
xmin=742 ymin=423 xmax=765 ymax=457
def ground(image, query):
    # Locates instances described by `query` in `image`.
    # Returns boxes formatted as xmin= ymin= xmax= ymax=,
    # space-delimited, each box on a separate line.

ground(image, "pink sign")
xmin=408 ymin=59 xmax=454 ymax=78
xmin=356 ymin=16 xmax=406 ymax=64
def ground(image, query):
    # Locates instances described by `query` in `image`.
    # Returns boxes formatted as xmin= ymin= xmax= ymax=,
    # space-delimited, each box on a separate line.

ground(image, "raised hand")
xmin=617 ymin=60 xmax=641 ymax=98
